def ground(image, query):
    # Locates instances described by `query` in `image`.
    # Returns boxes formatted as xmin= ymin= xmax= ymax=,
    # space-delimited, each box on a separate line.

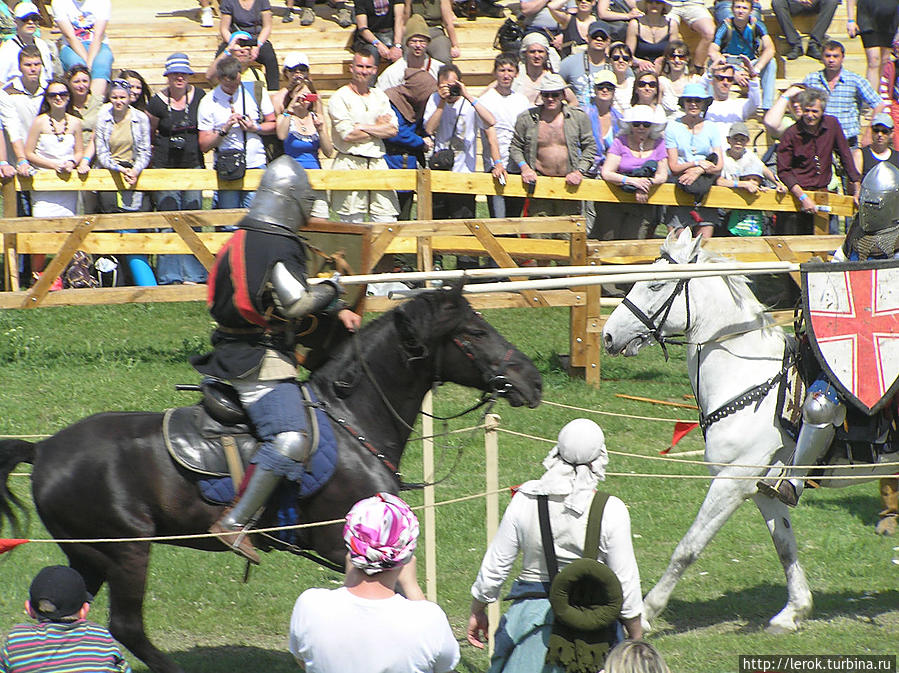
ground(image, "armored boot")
xmin=209 ymin=467 xmax=281 ymax=564
xmin=875 ymin=477 xmax=898 ymax=536
xmin=758 ymin=388 xmax=843 ymax=507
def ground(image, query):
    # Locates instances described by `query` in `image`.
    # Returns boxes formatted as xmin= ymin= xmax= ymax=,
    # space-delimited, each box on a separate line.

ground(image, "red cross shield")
xmin=802 ymin=259 xmax=899 ymax=415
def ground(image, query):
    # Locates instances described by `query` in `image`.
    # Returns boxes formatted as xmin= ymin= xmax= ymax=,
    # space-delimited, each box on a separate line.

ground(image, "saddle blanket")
xmin=164 ymin=386 xmax=338 ymax=504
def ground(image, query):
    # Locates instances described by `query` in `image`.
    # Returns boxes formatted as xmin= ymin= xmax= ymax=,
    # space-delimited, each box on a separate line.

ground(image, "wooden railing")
xmin=0 ymin=167 xmax=855 ymax=384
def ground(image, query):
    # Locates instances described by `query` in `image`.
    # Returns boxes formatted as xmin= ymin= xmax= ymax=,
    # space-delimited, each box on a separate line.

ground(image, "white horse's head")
xmin=602 ymin=228 xmax=704 ymax=357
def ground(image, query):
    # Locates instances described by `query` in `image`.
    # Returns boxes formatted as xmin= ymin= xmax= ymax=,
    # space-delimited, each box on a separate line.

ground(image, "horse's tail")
xmin=0 ymin=439 xmax=35 ymax=536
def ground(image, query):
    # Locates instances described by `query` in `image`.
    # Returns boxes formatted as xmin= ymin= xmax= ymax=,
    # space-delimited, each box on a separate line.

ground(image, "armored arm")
xmin=271 ymin=262 xmax=341 ymax=319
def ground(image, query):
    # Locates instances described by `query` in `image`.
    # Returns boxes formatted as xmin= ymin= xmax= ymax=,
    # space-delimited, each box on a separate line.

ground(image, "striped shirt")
xmin=802 ymin=68 xmax=881 ymax=141
xmin=0 ymin=620 xmax=131 ymax=673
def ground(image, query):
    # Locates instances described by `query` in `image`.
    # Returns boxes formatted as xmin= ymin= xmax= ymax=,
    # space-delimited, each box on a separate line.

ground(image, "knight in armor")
xmin=191 ymin=155 xmax=362 ymax=563
xmin=758 ymin=161 xmax=899 ymax=507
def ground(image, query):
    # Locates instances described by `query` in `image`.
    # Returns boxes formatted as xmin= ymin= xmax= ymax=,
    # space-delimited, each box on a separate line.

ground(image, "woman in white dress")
xmin=25 ymin=78 xmax=84 ymax=218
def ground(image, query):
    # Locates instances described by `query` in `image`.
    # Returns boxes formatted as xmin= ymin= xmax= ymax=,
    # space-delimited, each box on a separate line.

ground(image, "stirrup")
xmin=209 ymin=520 xmax=261 ymax=564
xmin=757 ymin=475 xmax=799 ymax=507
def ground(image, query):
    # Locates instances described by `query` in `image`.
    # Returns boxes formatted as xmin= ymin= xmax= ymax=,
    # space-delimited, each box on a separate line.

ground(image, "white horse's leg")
xmin=643 ymin=475 xmax=750 ymax=629
xmin=751 ymin=493 xmax=813 ymax=633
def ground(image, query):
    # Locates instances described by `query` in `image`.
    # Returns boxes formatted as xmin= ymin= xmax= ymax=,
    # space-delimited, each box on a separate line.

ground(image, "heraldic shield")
xmin=802 ymin=258 xmax=899 ymax=415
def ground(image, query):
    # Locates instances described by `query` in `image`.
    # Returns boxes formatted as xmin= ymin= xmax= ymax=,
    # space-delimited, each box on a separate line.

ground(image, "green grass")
xmin=0 ymin=302 xmax=896 ymax=672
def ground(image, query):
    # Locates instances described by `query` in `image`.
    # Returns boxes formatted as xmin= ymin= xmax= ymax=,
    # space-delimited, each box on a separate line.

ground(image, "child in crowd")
xmin=0 ymin=565 xmax=131 ymax=673
xmin=717 ymin=121 xmax=785 ymax=236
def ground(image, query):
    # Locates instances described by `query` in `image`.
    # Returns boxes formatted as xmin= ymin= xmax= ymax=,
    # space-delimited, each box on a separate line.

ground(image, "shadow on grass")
xmin=169 ymin=646 xmax=296 ymax=672
xmin=653 ymin=585 xmax=899 ymax=634
xmin=805 ymin=490 xmax=882 ymax=527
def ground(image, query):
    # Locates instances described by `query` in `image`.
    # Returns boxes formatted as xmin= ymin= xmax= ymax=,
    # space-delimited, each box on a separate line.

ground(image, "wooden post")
xmin=568 ymin=228 xmax=589 ymax=376
xmin=417 ymin=169 xmax=433 ymax=220
xmin=2 ymin=178 xmax=17 ymax=291
xmin=484 ymin=413 xmax=501 ymax=656
xmin=422 ymin=391 xmax=437 ymax=602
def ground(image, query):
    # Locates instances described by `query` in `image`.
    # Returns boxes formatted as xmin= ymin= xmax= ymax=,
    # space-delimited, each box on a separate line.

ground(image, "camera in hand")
xmin=448 ymin=83 xmax=462 ymax=96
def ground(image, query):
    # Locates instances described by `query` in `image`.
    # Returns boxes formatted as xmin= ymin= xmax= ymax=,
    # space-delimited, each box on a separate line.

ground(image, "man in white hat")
xmin=508 ymin=73 xmax=597 ymax=219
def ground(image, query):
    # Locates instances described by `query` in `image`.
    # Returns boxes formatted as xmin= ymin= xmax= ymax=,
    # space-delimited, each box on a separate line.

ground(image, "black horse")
xmin=0 ymin=287 xmax=542 ymax=673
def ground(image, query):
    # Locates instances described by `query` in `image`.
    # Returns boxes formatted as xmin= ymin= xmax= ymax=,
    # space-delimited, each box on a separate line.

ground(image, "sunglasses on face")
xmin=18 ymin=14 xmax=40 ymax=22
xmin=714 ymin=74 xmax=734 ymax=82
xmin=46 ymin=90 xmax=69 ymax=99
xmin=285 ymin=65 xmax=309 ymax=73
xmin=611 ymin=54 xmax=630 ymax=61
xmin=631 ymin=121 xmax=652 ymax=128
xmin=682 ymin=97 xmax=703 ymax=104
xmin=669 ymin=53 xmax=687 ymax=60
xmin=872 ymin=125 xmax=891 ymax=134
xmin=590 ymin=33 xmax=609 ymax=39
xmin=637 ymin=80 xmax=658 ymax=88
xmin=595 ymin=83 xmax=615 ymax=91
xmin=542 ymin=91 xmax=563 ymax=98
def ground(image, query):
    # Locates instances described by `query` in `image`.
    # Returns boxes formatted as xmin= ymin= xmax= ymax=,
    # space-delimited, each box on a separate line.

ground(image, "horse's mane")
xmin=660 ymin=236 xmax=774 ymax=326
xmin=310 ymin=288 xmax=470 ymax=389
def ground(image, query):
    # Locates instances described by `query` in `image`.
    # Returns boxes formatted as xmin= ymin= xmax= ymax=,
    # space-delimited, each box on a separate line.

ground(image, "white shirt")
xmin=705 ymin=79 xmax=761 ymax=135
xmin=376 ymin=56 xmax=443 ymax=91
xmin=721 ymin=148 xmax=767 ymax=182
xmin=423 ymin=94 xmax=481 ymax=173
xmin=478 ymin=87 xmax=530 ymax=169
xmin=51 ymin=0 xmax=110 ymax=43
xmin=470 ymin=490 xmax=643 ymax=619
xmin=0 ymin=82 xmax=43 ymax=144
xmin=289 ymin=586 xmax=460 ymax=673
xmin=328 ymin=84 xmax=396 ymax=158
xmin=0 ymin=37 xmax=59 ymax=89
xmin=197 ymin=83 xmax=272 ymax=168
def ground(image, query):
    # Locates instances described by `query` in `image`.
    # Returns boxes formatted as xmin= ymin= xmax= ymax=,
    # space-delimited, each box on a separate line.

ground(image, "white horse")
xmin=601 ymin=228 xmax=898 ymax=633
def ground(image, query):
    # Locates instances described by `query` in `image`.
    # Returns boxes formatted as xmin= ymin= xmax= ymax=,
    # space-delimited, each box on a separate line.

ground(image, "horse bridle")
xmin=619 ymin=251 xmax=693 ymax=361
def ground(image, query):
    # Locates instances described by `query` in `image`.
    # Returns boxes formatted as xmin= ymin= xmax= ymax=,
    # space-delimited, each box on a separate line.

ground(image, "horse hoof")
xmin=766 ymin=620 xmax=798 ymax=635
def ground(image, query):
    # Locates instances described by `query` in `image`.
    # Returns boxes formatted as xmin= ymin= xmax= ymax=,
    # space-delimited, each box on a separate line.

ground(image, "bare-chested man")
xmin=508 ymin=72 xmax=596 ymax=218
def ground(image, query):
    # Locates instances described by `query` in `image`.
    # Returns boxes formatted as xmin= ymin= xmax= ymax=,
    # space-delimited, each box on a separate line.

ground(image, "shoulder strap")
xmin=583 ymin=491 xmax=610 ymax=560
xmin=537 ymin=495 xmax=559 ymax=582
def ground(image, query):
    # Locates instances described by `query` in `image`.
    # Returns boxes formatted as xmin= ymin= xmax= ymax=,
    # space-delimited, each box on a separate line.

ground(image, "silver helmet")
xmin=247 ymin=155 xmax=315 ymax=234
xmin=859 ymin=161 xmax=899 ymax=234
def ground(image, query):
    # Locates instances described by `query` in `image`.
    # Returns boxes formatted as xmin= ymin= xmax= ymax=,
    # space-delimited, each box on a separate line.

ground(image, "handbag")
xmin=215 ymin=85 xmax=248 ymax=181
xmin=428 ymin=103 xmax=462 ymax=171
xmin=538 ymin=492 xmax=623 ymax=673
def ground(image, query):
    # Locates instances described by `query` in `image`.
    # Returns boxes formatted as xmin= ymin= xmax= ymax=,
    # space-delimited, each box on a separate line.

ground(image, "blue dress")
xmin=284 ymin=129 xmax=322 ymax=169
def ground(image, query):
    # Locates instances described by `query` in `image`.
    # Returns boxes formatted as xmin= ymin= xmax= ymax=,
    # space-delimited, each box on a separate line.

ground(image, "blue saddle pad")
xmin=198 ymin=388 xmax=339 ymax=509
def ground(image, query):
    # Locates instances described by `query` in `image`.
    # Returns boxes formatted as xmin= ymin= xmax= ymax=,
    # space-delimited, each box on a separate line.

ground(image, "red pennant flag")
xmin=661 ymin=422 xmax=699 ymax=454
xmin=0 ymin=539 xmax=29 ymax=554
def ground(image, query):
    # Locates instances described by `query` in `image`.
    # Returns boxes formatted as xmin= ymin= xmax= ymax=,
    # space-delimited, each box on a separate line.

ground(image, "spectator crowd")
xmin=3 ymin=0 xmax=897 ymax=286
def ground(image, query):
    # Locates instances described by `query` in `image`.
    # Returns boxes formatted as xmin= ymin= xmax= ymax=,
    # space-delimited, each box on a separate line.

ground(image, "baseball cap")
xmin=587 ymin=20 xmax=613 ymax=38
xmin=592 ymin=70 xmax=616 ymax=88
xmin=727 ymin=121 xmax=750 ymax=139
xmin=283 ymin=51 xmax=310 ymax=70
xmin=871 ymin=112 xmax=894 ymax=130
xmin=14 ymin=2 xmax=41 ymax=19
xmin=537 ymin=72 xmax=567 ymax=93
xmin=229 ymin=30 xmax=253 ymax=44
xmin=29 ymin=566 xmax=89 ymax=622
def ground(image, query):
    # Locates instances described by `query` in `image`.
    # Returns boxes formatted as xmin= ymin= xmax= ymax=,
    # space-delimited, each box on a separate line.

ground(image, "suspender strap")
xmin=537 ymin=495 xmax=559 ymax=582
xmin=583 ymin=492 xmax=610 ymax=560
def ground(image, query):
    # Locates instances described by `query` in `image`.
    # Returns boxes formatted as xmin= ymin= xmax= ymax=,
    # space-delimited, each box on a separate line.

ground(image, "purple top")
xmin=608 ymin=136 xmax=667 ymax=173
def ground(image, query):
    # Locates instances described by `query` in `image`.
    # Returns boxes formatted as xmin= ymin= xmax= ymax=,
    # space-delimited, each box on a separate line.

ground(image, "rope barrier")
xmin=541 ymin=399 xmax=697 ymax=424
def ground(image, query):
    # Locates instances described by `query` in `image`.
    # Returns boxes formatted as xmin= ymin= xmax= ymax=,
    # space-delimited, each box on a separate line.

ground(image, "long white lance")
xmin=307 ymin=261 xmax=800 ymax=287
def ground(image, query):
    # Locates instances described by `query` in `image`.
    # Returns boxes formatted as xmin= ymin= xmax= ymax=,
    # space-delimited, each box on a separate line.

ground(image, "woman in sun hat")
xmin=147 ymin=52 xmax=208 ymax=285
xmin=601 ymin=104 xmax=668 ymax=238
xmin=664 ymin=80 xmax=723 ymax=237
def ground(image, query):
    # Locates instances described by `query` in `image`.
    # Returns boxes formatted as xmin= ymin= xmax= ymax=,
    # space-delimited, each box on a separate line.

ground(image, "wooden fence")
xmin=0 ymin=168 xmax=855 ymax=383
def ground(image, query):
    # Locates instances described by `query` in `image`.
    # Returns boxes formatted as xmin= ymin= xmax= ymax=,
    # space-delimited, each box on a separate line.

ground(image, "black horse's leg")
xmin=59 ymin=541 xmax=107 ymax=599
xmin=104 ymin=542 xmax=184 ymax=673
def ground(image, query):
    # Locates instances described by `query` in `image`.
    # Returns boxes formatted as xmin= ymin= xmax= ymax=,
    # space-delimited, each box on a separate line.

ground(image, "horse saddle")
xmin=162 ymin=381 xmax=339 ymax=502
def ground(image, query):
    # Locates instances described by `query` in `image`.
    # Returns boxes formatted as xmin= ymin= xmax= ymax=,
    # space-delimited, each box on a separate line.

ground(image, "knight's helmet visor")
xmin=247 ymin=155 xmax=315 ymax=234
xmin=859 ymin=161 xmax=899 ymax=235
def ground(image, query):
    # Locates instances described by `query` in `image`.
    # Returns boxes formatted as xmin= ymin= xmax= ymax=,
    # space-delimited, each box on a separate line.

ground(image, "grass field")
xmin=0 ymin=300 xmax=896 ymax=672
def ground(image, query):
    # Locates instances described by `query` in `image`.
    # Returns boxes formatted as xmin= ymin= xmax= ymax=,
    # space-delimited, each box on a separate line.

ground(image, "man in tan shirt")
xmin=327 ymin=46 xmax=400 ymax=223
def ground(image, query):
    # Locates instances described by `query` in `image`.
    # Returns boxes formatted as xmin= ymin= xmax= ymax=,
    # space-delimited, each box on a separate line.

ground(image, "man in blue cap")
xmin=560 ymin=20 xmax=616 ymax=109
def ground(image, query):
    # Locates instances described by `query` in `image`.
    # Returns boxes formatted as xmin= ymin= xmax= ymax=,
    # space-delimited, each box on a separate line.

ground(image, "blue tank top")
xmin=283 ymin=130 xmax=321 ymax=170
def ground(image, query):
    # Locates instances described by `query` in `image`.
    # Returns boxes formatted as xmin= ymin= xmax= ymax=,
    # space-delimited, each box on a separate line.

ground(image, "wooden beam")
xmin=163 ymin=212 xmax=217 ymax=269
xmin=21 ymin=218 xmax=97 ymax=308
xmin=463 ymin=220 xmax=546 ymax=306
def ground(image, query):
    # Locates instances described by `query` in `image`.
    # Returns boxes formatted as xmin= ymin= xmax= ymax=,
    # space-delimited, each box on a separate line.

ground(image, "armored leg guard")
xmin=758 ymin=386 xmax=843 ymax=507
xmin=209 ymin=467 xmax=282 ymax=564
xmin=875 ymin=477 xmax=898 ymax=536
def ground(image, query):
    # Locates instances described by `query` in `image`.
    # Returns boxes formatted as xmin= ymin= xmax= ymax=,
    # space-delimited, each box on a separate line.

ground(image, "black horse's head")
xmin=391 ymin=284 xmax=543 ymax=408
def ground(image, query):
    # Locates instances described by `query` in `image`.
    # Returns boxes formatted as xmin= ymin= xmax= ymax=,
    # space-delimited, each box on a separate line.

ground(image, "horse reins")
xmin=620 ymin=252 xmax=693 ymax=361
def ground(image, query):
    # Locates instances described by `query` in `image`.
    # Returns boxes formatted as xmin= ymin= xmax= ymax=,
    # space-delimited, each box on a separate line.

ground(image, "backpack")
xmin=494 ymin=17 xmax=525 ymax=55
xmin=720 ymin=18 xmax=763 ymax=57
